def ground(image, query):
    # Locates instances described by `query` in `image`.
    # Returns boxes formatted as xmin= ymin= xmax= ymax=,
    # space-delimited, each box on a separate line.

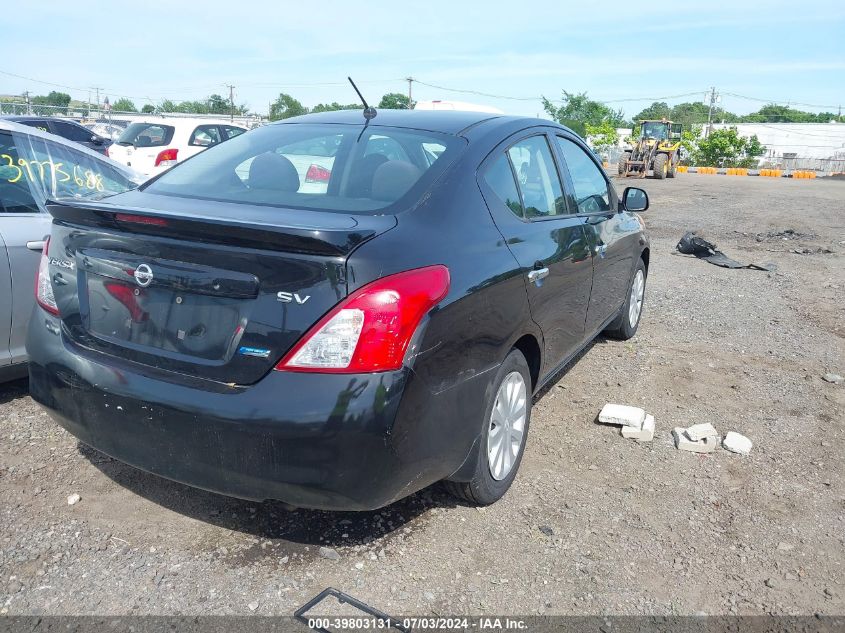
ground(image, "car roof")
xmin=3 ymin=115 xmax=83 ymax=126
xmin=124 ymin=117 xmax=247 ymax=128
xmin=273 ymin=109 xmax=527 ymax=135
xmin=0 ymin=118 xmax=144 ymax=182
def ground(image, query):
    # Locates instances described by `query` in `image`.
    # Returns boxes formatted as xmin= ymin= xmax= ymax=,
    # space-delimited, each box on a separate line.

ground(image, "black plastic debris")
xmin=676 ymin=231 xmax=775 ymax=271
xmin=295 ymin=587 xmax=410 ymax=632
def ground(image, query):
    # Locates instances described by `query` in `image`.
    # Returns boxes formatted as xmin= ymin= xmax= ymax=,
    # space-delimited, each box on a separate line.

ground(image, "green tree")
xmin=112 ymin=98 xmax=137 ymax=112
xmin=159 ymin=99 xmax=178 ymax=112
xmin=311 ymin=102 xmax=359 ymax=113
xmin=678 ymin=124 xmax=703 ymax=165
xmin=175 ymin=100 xmax=208 ymax=114
xmin=206 ymin=94 xmax=230 ymax=115
xmin=741 ymin=103 xmax=820 ymax=123
xmin=31 ymin=91 xmax=71 ymax=114
xmin=269 ymin=93 xmax=307 ymax=120
xmin=632 ymin=101 xmax=671 ymax=122
xmin=378 ymin=93 xmax=412 ymax=109
xmin=693 ymin=127 xmax=765 ymax=168
xmin=141 ymin=104 xmax=155 ymax=114
xmin=542 ymin=91 xmax=626 ymax=130
xmin=585 ymin=121 xmax=619 ymax=157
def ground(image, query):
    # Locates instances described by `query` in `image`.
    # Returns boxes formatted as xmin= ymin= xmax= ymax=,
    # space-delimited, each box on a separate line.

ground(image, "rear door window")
xmin=116 ymin=123 xmax=175 ymax=147
xmin=189 ymin=125 xmax=222 ymax=147
xmin=222 ymin=125 xmax=246 ymax=140
xmin=18 ymin=120 xmax=50 ymax=133
xmin=0 ymin=131 xmax=41 ymax=213
xmin=2 ymin=130 xmax=137 ymax=205
xmin=507 ymin=136 xmax=567 ymax=219
xmin=482 ymin=154 xmax=523 ymax=219
xmin=554 ymin=136 xmax=612 ymax=213
xmin=52 ymin=120 xmax=93 ymax=142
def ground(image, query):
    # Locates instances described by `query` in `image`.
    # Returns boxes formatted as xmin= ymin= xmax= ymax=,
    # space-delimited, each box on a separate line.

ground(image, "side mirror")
xmin=91 ymin=135 xmax=103 ymax=144
xmin=622 ymin=187 xmax=649 ymax=212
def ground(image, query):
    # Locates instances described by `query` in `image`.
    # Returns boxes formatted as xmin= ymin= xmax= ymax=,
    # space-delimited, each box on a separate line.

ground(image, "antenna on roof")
xmin=348 ymin=77 xmax=377 ymax=121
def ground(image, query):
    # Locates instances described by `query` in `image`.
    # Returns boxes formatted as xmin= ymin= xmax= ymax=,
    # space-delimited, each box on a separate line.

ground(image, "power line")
xmin=413 ymin=80 xmax=708 ymax=105
xmin=722 ymin=91 xmax=841 ymax=110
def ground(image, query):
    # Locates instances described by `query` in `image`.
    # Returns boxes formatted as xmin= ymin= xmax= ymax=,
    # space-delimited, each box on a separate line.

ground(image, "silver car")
xmin=0 ymin=119 xmax=142 ymax=381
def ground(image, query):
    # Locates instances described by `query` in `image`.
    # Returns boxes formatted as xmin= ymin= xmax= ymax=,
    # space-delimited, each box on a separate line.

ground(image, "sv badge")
xmin=277 ymin=291 xmax=310 ymax=304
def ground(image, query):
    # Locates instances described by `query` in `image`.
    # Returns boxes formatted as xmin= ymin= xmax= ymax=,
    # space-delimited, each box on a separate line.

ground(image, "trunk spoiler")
xmin=46 ymin=199 xmax=396 ymax=257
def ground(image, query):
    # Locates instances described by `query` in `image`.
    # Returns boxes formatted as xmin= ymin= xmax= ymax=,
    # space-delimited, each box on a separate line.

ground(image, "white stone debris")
xmin=672 ymin=427 xmax=718 ymax=453
xmin=67 ymin=493 xmax=81 ymax=506
xmin=621 ymin=414 xmax=655 ymax=441
xmin=722 ymin=431 xmax=753 ymax=455
xmin=685 ymin=422 xmax=718 ymax=442
xmin=598 ymin=403 xmax=646 ymax=427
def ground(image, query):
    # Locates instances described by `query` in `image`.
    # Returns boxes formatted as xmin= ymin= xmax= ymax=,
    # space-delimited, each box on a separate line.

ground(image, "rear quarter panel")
xmin=345 ymin=150 xmax=537 ymax=478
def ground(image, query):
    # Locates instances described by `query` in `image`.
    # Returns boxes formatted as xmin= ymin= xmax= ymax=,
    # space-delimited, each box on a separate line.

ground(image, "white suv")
xmin=108 ymin=117 xmax=246 ymax=177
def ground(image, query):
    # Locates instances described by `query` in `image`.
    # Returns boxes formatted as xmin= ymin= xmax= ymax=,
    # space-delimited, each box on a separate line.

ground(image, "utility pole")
xmin=90 ymin=87 xmax=102 ymax=117
xmin=23 ymin=91 xmax=32 ymax=115
xmin=705 ymin=86 xmax=719 ymax=138
xmin=406 ymin=77 xmax=414 ymax=109
xmin=226 ymin=84 xmax=235 ymax=122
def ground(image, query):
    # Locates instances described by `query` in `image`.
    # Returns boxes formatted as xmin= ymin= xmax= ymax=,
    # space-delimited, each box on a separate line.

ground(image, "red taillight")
xmin=115 ymin=213 xmax=169 ymax=227
xmin=275 ymin=265 xmax=450 ymax=373
xmin=104 ymin=146 xmax=109 ymax=157
xmin=305 ymin=164 xmax=331 ymax=183
xmin=154 ymin=148 xmax=178 ymax=167
xmin=35 ymin=237 xmax=59 ymax=316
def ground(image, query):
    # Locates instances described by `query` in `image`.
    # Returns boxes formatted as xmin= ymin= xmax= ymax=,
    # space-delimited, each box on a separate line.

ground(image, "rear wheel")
xmin=618 ymin=151 xmax=632 ymax=175
xmin=443 ymin=349 xmax=532 ymax=506
xmin=653 ymin=153 xmax=668 ymax=179
xmin=604 ymin=259 xmax=647 ymax=340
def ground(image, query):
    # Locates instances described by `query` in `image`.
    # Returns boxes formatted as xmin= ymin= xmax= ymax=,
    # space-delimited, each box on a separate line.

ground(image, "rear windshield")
xmin=143 ymin=123 xmax=464 ymax=214
xmin=117 ymin=122 xmax=175 ymax=147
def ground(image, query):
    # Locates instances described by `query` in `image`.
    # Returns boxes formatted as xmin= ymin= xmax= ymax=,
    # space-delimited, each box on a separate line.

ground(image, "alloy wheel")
xmin=487 ymin=371 xmax=527 ymax=481
xmin=628 ymin=269 xmax=645 ymax=328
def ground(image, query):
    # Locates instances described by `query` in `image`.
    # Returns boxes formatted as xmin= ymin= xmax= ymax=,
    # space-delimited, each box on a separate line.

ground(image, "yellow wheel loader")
xmin=619 ymin=120 xmax=682 ymax=179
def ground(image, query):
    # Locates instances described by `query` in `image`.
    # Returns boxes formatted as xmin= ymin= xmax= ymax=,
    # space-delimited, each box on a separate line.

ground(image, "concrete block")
xmin=622 ymin=414 xmax=655 ymax=441
xmin=598 ymin=403 xmax=646 ymax=427
xmin=685 ymin=422 xmax=718 ymax=442
xmin=722 ymin=431 xmax=753 ymax=455
xmin=672 ymin=427 xmax=718 ymax=453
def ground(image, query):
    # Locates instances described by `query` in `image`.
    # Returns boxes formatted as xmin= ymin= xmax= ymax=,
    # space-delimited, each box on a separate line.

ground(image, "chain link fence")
xmin=0 ymin=101 xmax=264 ymax=128
xmin=594 ymin=144 xmax=845 ymax=174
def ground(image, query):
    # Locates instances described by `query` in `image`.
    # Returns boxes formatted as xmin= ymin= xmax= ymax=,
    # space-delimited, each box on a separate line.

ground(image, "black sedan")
xmin=26 ymin=109 xmax=650 ymax=510
xmin=3 ymin=116 xmax=112 ymax=155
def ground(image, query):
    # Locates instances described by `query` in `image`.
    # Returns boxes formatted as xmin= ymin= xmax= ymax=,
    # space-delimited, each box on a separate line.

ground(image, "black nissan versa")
xmin=26 ymin=109 xmax=650 ymax=510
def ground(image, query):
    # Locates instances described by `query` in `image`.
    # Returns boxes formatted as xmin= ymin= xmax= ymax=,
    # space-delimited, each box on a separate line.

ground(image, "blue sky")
xmin=3 ymin=1 xmax=844 ymax=118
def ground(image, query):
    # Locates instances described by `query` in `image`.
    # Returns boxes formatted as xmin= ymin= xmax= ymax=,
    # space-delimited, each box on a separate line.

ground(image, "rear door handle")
xmin=26 ymin=240 xmax=46 ymax=251
xmin=527 ymin=267 xmax=549 ymax=283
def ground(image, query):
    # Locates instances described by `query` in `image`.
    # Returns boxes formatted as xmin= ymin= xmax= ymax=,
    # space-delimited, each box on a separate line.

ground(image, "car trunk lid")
xmin=46 ymin=194 xmax=396 ymax=385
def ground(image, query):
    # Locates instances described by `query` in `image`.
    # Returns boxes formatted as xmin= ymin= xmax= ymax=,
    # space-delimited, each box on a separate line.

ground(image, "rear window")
xmin=144 ymin=123 xmax=464 ymax=214
xmin=117 ymin=122 xmax=175 ymax=147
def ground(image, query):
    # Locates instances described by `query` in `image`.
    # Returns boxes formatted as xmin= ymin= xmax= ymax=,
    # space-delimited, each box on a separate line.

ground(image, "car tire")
xmin=618 ymin=151 xmax=631 ymax=175
xmin=653 ymin=153 xmax=668 ymax=179
xmin=443 ymin=349 xmax=532 ymax=506
xmin=604 ymin=259 xmax=647 ymax=340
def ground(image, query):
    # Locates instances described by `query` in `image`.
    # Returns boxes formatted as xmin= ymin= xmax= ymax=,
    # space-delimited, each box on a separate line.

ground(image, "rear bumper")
xmin=26 ymin=312 xmax=483 ymax=511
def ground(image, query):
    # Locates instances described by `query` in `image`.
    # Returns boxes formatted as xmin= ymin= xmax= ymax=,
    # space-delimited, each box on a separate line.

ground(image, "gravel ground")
xmin=1 ymin=175 xmax=843 ymax=617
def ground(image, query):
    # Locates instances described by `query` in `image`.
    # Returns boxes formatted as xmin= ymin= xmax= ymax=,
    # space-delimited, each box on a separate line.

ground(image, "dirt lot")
xmin=1 ymin=175 xmax=843 ymax=617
